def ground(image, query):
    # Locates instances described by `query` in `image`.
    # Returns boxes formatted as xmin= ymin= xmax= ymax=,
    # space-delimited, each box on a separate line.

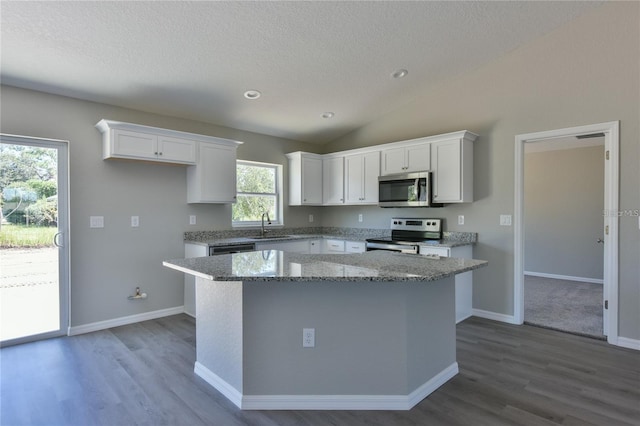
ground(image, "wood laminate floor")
xmin=1 ymin=315 xmax=638 ymax=426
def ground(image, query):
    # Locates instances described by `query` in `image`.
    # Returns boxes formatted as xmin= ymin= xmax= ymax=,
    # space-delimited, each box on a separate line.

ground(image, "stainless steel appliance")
xmin=366 ymin=218 xmax=442 ymax=254
xmin=378 ymin=171 xmax=442 ymax=208
xmin=209 ymin=243 xmax=255 ymax=256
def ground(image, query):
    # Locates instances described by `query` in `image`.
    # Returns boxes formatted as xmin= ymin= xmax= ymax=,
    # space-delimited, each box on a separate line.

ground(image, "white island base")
xmin=193 ymin=276 xmax=457 ymax=410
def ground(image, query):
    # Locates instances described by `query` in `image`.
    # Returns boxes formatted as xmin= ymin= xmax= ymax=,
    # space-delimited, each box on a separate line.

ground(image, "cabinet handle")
xmin=159 ymin=152 xmax=163 ymax=156
xmin=154 ymin=152 xmax=158 ymax=155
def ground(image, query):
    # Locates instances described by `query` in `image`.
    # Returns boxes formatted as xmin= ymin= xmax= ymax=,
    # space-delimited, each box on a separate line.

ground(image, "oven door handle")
xmin=366 ymin=242 xmax=419 ymax=254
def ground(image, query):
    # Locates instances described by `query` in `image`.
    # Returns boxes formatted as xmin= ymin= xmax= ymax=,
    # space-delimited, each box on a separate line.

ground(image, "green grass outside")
xmin=0 ymin=223 xmax=57 ymax=248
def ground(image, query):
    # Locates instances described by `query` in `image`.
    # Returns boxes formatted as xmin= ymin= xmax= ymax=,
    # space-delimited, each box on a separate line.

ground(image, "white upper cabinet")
xmin=286 ymin=152 xmax=323 ymax=205
xmin=380 ymin=142 xmax=431 ymax=175
xmin=187 ymin=141 xmax=240 ymax=204
xmin=322 ymin=155 xmax=345 ymax=205
xmin=431 ymin=134 xmax=475 ymax=203
xmin=96 ymin=120 xmax=197 ymax=165
xmin=285 ymin=130 xmax=476 ymax=207
xmin=96 ymin=119 xmax=242 ymax=203
xmin=345 ymin=151 xmax=380 ymax=204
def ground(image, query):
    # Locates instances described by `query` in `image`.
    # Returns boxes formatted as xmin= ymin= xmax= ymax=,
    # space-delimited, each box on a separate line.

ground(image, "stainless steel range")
xmin=366 ymin=218 xmax=442 ymax=254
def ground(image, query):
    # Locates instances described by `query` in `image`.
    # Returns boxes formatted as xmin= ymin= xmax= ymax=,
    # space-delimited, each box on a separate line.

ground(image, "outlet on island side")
xmin=303 ymin=328 xmax=315 ymax=348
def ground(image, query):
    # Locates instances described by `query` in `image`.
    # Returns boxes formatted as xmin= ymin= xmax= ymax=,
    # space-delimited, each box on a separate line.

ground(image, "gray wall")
xmin=0 ymin=85 xmax=320 ymax=327
xmin=524 ymin=146 xmax=604 ymax=280
xmin=323 ymin=3 xmax=640 ymax=340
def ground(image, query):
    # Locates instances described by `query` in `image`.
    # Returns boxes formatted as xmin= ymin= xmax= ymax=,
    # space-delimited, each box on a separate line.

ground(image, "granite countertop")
xmin=163 ymin=250 xmax=488 ymax=282
xmin=185 ymin=232 xmax=476 ymax=249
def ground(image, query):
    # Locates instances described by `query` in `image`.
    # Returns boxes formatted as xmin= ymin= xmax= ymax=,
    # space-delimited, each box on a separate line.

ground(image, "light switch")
xmin=90 ymin=216 xmax=104 ymax=228
xmin=131 ymin=216 xmax=139 ymax=227
xmin=500 ymin=215 xmax=512 ymax=226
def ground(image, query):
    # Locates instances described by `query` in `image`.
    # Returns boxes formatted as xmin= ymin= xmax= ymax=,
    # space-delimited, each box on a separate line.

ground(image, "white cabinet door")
xmin=430 ymin=137 xmax=473 ymax=203
xmin=405 ymin=144 xmax=431 ymax=173
xmin=381 ymin=147 xmax=406 ymax=175
xmin=345 ymin=151 xmax=380 ymax=204
xmin=324 ymin=239 xmax=346 ymax=253
xmin=322 ymin=156 xmax=344 ymax=205
xmin=380 ymin=143 xmax=430 ymax=175
xmin=157 ymin=135 xmax=196 ymax=164
xmin=362 ymin=151 xmax=380 ymax=203
xmin=345 ymin=241 xmax=366 ymax=253
xmin=308 ymin=239 xmax=322 ymax=254
xmin=187 ymin=142 xmax=238 ymax=203
xmin=419 ymin=244 xmax=473 ymax=323
xmin=302 ymin=156 xmax=323 ymax=205
xmin=287 ymin=152 xmax=323 ymax=205
xmin=111 ymin=130 xmax=196 ymax=164
xmin=344 ymin=154 xmax=364 ymax=204
xmin=113 ymin=129 xmax=157 ymax=160
xmin=255 ymin=240 xmax=310 ymax=253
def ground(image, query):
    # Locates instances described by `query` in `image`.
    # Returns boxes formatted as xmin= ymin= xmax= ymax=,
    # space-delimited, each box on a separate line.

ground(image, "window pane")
xmin=237 ymin=164 xmax=275 ymax=193
xmin=232 ymin=194 xmax=276 ymax=222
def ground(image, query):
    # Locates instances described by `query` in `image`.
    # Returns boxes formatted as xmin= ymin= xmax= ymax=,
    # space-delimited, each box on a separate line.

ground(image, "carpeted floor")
xmin=524 ymin=275 xmax=604 ymax=339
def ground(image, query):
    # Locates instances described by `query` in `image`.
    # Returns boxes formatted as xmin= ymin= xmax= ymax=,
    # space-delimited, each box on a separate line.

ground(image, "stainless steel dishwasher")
xmin=208 ymin=243 xmax=256 ymax=256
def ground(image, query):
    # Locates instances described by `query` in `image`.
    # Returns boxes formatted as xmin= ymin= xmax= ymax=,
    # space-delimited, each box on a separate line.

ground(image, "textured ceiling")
xmin=1 ymin=1 xmax=602 ymax=144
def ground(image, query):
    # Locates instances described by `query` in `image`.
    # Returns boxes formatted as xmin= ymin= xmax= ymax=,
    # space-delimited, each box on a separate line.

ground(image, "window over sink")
xmin=232 ymin=160 xmax=283 ymax=227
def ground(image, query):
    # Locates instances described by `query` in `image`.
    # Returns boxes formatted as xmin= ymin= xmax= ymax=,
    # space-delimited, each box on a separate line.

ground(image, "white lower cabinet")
xmin=255 ymin=239 xmax=311 ymax=253
xmin=419 ymin=245 xmax=473 ymax=323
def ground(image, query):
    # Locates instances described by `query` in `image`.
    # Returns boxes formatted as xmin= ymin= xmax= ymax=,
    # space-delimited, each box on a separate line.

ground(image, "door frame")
xmin=514 ymin=121 xmax=619 ymax=345
xmin=0 ymin=133 xmax=70 ymax=346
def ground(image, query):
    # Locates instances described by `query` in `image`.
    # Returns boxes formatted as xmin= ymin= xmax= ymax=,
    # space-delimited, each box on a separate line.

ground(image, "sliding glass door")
xmin=0 ymin=134 xmax=69 ymax=346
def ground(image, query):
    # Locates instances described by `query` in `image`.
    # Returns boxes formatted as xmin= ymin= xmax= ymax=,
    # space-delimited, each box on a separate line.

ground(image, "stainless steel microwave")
xmin=378 ymin=171 xmax=442 ymax=207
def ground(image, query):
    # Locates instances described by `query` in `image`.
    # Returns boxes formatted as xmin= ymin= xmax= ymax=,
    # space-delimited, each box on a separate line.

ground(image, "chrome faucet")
xmin=261 ymin=211 xmax=271 ymax=237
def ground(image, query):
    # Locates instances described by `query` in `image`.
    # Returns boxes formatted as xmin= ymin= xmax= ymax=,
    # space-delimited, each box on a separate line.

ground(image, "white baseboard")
xmin=195 ymin=361 xmax=458 ymax=410
xmin=194 ymin=361 xmax=243 ymax=407
xmin=616 ymin=336 xmax=640 ymax=351
xmin=472 ymin=308 xmax=519 ymax=325
xmin=525 ymin=271 xmax=603 ymax=285
xmin=67 ymin=306 xmax=185 ymax=336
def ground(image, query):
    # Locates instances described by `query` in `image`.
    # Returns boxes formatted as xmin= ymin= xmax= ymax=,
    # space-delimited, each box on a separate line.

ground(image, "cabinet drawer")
xmin=419 ymin=247 xmax=450 ymax=257
xmin=324 ymin=239 xmax=345 ymax=252
xmin=345 ymin=241 xmax=366 ymax=253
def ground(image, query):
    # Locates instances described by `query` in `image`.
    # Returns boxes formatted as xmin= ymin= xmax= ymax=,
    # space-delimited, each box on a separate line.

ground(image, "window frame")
xmin=232 ymin=160 xmax=283 ymax=228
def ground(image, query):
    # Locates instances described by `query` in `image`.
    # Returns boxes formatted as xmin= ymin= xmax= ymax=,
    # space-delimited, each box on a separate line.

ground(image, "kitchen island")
xmin=163 ymin=250 xmax=487 ymax=410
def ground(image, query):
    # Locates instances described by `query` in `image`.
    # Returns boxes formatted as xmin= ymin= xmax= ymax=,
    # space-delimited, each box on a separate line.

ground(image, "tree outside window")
xmin=232 ymin=161 xmax=282 ymax=226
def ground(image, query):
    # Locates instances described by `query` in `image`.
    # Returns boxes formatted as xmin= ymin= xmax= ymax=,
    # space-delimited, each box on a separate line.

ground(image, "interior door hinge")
xmin=605 ymin=300 xmax=609 ymax=309
xmin=606 ymin=150 xmax=610 ymax=160
xmin=605 ymin=225 xmax=609 ymax=235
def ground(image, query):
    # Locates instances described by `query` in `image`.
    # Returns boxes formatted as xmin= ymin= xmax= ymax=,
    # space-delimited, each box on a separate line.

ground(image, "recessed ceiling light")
xmin=322 ymin=112 xmax=335 ymax=119
xmin=391 ymin=69 xmax=409 ymax=79
xmin=244 ymin=90 xmax=261 ymax=100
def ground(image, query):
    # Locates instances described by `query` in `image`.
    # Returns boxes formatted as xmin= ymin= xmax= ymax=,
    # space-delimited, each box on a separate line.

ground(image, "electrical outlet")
xmin=303 ymin=328 xmax=315 ymax=348
xmin=458 ymin=215 xmax=464 ymax=225
xmin=309 ymin=214 xmax=314 ymax=223
xmin=358 ymin=214 xmax=363 ymax=222
xmin=500 ymin=215 xmax=512 ymax=226
xmin=89 ymin=216 xmax=104 ymax=228
xmin=189 ymin=215 xmax=196 ymax=225
xmin=131 ymin=216 xmax=139 ymax=227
